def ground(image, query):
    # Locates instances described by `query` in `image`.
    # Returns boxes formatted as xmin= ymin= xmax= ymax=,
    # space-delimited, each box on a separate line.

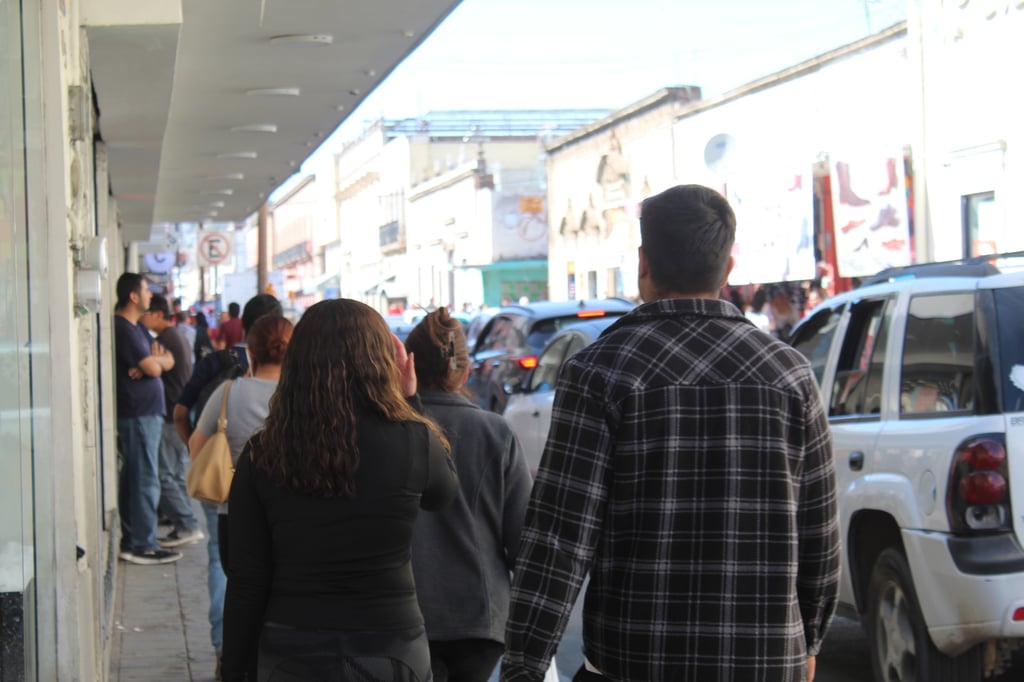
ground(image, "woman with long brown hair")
xmin=405 ymin=307 xmax=532 ymax=682
xmin=221 ymin=299 xmax=458 ymax=682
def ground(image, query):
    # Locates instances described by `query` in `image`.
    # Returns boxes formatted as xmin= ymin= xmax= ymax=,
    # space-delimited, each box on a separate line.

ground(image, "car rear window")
xmin=993 ymin=287 xmax=1024 ymax=413
xmin=900 ymin=293 xmax=975 ymax=415
xmin=525 ymin=312 xmax=627 ymax=351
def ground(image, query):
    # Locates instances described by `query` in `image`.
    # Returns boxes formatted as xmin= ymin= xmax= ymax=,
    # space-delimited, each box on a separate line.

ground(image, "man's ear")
xmin=638 ymin=246 xmax=649 ymax=279
xmin=719 ymin=256 xmax=735 ymax=289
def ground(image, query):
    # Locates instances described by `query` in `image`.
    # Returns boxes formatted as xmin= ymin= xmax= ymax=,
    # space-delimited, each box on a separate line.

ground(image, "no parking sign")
xmin=196 ymin=230 xmax=233 ymax=267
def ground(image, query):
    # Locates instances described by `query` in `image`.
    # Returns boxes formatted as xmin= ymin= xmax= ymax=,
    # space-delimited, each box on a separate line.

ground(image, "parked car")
xmin=384 ymin=315 xmax=417 ymax=342
xmin=467 ymin=299 xmax=635 ymax=413
xmin=503 ymin=316 xmax=620 ymax=474
xmin=786 ymin=255 xmax=1024 ymax=681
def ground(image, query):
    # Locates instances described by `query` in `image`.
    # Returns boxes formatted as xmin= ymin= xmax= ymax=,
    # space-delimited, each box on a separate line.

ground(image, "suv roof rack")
xmin=859 ymin=250 xmax=1024 ymax=287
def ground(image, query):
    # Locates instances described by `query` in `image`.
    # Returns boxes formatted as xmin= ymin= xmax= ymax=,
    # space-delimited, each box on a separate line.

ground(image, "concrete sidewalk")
xmin=109 ymin=525 xmax=218 ymax=682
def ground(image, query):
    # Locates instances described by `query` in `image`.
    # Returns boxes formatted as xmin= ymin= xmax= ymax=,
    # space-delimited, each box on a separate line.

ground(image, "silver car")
xmin=502 ymin=317 xmax=620 ymax=474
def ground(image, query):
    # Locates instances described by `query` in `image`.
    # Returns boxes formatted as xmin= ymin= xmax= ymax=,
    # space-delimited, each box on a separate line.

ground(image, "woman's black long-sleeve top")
xmin=221 ymin=414 xmax=458 ymax=679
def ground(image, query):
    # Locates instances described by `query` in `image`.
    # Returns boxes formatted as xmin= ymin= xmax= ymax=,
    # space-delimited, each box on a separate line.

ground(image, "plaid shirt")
xmin=502 ymin=298 xmax=839 ymax=682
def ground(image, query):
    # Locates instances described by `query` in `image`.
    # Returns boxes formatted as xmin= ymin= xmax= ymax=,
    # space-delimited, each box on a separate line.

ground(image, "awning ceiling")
xmin=85 ymin=0 xmax=462 ymax=244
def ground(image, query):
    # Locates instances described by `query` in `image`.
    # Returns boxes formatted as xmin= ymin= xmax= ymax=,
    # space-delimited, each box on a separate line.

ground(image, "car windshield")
xmin=525 ymin=312 xmax=627 ymax=351
xmin=994 ymin=286 xmax=1024 ymax=413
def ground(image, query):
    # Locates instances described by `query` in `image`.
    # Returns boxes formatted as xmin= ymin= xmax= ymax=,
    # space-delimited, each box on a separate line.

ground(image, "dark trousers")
xmin=258 ymin=622 xmax=431 ymax=682
xmin=427 ymin=639 xmax=503 ymax=682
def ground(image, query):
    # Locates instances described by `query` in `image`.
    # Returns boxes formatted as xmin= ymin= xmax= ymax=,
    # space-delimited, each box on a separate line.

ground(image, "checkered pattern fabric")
xmin=502 ymin=298 xmax=840 ymax=682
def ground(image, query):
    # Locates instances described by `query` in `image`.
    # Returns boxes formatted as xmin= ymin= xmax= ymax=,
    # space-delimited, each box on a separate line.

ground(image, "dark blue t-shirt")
xmin=114 ymin=315 xmax=165 ymax=419
xmin=177 ymin=344 xmax=248 ymax=410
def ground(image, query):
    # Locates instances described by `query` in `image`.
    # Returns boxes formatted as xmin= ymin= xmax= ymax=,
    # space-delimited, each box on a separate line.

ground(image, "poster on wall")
xmin=727 ymin=165 xmax=816 ymax=285
xmin=493 ymin=194 xmax=548 ymax=260
xmin=830 ymin=152 xmax=911 ymax=278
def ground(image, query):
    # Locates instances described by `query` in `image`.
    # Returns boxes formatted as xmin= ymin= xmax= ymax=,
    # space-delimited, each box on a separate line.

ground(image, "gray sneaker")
xmin=158 ymin=528 xmax=205 ymax=548
xmin=121 ymin=549 xmax=182 ymax=565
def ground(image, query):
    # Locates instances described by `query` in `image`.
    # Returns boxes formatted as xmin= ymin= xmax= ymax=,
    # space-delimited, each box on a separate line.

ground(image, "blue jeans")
xmin=158 ymin=422 xmax=199 ymax=532
xmin=117 ymin=415 xmax=163 ymax=552
xmin=202 ymin=502 xmax=226 ymax=652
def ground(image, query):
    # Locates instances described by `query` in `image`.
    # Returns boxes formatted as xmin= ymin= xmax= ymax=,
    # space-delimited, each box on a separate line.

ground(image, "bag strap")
xmin=216 ymin=380 xmax=233 ymax=433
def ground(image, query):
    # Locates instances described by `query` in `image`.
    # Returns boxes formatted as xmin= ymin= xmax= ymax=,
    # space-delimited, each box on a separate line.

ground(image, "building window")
xmin=961 ymin=191 xmax=996 ymax=257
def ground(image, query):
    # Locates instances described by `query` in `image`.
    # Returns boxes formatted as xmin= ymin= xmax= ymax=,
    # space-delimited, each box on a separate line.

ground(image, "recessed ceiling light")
xmin=364 ymin=69 xmax=377 ymax=78
xmin=245 ymin=87 xmax=301 ymax=97
xmin=216 ymin=151 xmax=258 ymax=159
xmin=205 ymin=211 xmax=220 ymax=217
xmin=207 ymin=201 xmax=226 ymax=208
xmin=288 ymin=160 xmax=298 ymax=167
xmin=269 ymin=34 xmax=334 ymax=46
xmin=348 ymin=89 xmax=361 ymax=96
xmin=402 ymin=30 xmax=415 ymax=38
xmin=201 ymin=189 xmax=234 ymax=195
xmin=207 ymin=173 xmax=245 ymax=181
xmin=230 ymin=124 xmax=278 ymax=133
xmin=335 ymin=105 xmax=346 ymax=112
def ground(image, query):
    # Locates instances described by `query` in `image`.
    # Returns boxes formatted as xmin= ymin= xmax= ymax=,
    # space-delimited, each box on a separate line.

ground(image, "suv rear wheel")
xmin=866 ymin=548 xmax=982 ymax=682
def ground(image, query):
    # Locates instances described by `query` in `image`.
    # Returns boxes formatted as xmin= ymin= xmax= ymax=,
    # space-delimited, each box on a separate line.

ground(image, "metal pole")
xmin=258 ymin=202 xmax=269 ymax=293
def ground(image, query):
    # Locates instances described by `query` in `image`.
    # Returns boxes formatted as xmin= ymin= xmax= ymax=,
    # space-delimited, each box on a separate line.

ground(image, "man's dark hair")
xmin=242 ymin=293 xmax=283 ymax=334
xmin=639 ymin=185 xmax=736 ymax=296
xmin=228 ymin=301 xmax=241 ymax=318
xmin=115 ymin=272 xmax=145 ymax=310
xmin=149 ymin=294 xmax=171 ymax=318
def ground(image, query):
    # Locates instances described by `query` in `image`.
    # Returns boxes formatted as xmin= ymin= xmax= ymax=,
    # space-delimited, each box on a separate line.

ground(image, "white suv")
xmin=788 ymin=257 xmax=1024 ymax=681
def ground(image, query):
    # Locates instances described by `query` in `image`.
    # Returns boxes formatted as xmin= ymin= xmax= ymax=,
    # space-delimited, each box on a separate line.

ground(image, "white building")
xmin=545 ymin=87 xmax=703 ymax=300
xmin=328 ymin=111 xmax=609 ymax=312
xmin=908 ymin=0 xmax=1024 ymax=260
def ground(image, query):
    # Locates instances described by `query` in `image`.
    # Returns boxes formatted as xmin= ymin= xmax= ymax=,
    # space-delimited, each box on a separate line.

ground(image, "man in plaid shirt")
xmin=502 ymin=185 xmax=840 ymax=682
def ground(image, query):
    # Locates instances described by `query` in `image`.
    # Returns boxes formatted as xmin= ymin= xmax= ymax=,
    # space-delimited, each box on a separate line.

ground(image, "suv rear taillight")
xmin=517 ymin=356 xmax=538 ymax=370
xmin=576 ymin=310 xmax=607 ymax=318
xmin=947 ymin=435 xmax=1010 ymax=532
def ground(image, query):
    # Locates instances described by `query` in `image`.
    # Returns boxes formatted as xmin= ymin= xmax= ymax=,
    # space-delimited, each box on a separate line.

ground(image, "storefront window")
xmin=1 ymin=1 xmax=37 ymax=678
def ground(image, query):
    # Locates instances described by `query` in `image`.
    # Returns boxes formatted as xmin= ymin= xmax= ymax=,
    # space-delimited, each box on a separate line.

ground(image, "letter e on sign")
xmin=197 ymin=231 xmax=233 ymax=267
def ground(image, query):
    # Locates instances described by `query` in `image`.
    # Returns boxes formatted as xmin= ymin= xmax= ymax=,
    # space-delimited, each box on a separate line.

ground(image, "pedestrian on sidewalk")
xmin=141 ymin=293 xmax=205 ymax=548
xmin=405 ymin=307 xmax=532 ymax=682
xmin=501 ymin=185 xmax=840 ymax=682
xmin=114 ymin=273 xmax=181 ymax=566
xmin=182 ymin=303 xmax=286 ymax=679
xmin=221 ymin=299 xmax=459 ymax=682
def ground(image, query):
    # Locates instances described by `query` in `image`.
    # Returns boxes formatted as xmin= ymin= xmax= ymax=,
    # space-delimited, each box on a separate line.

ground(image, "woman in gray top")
xmin=405 ymin=307 xmax=533 ymax=682
xmin=190 ymin=315 xmax=292 ymax=565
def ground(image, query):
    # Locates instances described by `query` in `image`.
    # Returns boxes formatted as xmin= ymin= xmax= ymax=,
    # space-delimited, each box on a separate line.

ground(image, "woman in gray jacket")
xmin=406 ymin=307 xmax=533 ymax=682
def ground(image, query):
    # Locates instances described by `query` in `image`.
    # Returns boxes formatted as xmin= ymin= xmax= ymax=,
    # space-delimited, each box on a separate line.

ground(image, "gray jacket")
xmin=411 ymin=389 xmax=532 ymax=643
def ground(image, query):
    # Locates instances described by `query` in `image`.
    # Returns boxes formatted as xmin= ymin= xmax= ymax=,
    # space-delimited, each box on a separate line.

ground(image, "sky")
xmin=331 ymin=0 xmax=907 ymax=140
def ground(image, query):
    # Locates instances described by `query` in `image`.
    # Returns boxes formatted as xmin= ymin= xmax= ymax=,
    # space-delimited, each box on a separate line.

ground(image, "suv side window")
xmin=829 ymin=299 xmax=892 ymax=417
xmin=529 ymin=336 xmax=572 ymax=392
xmin=900 ymin=293 xmax=975 ymax=415
xmin=481 ymin=316 xmax=513 ymax=351
xmin=789 ymin=305 xmax=845 ymax=386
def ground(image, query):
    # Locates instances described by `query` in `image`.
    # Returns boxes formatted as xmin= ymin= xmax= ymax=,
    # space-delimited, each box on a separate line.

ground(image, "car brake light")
xmin=517 ymin=356 xmax=538 ymax=370
xmin=959 ymin=472 xmax=1007 ymax=505
xmin=947 ymin=435 xmax=1011 ymax=533
xmin=576 ymin=310 xmax=606 ymax=318
xmin=960 ymin=439 xmax=1005 ymax=470
xmin=1014 ymin=607 xmax=1024 ymax=622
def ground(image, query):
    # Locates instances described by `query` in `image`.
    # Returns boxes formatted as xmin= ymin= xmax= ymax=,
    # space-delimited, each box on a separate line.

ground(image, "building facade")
xmin=909 ymin=0 xmax=1024 ymax=260
xmin=544 ymin=87 xmax=702 ymax=301
xmin=327 ymin=111 xmax=609 ymax=312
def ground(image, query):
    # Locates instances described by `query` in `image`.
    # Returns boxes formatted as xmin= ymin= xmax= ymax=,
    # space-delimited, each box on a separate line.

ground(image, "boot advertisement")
xmin=830 ymin=153 xmax=911 ymax=278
